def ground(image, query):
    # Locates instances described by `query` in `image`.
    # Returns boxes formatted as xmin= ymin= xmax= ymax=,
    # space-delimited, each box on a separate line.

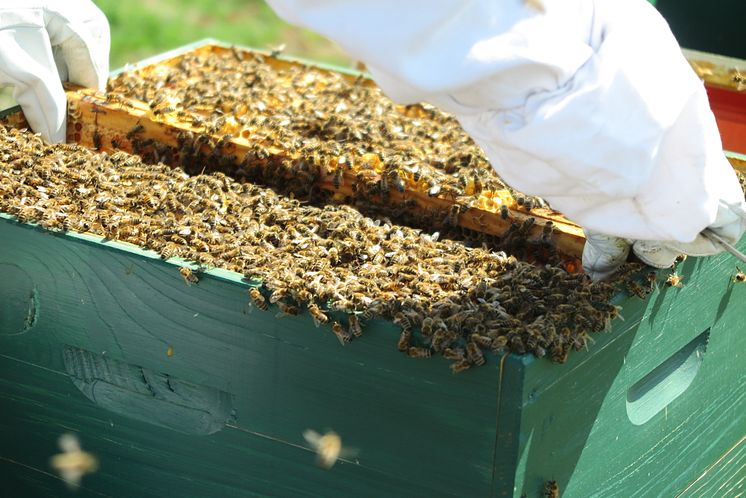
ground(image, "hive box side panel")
xmin=514 ymin=251 xmax=746 ymax=497
xmin=0 ymin=218 xmax=509 ymax=497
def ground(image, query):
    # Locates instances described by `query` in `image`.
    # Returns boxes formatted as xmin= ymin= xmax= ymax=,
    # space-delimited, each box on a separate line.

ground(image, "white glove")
xmin=0 ymin=0 xmax=110 ymax=143
xmin=583 ymin=200 xmax=746 ymax=280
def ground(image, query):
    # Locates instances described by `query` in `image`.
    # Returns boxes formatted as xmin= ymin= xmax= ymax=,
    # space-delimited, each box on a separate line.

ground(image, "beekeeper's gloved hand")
xmin=0 ymin=0 xmax=110 ymax=143
xmin=583 ymin=200 xmax=746 ymax=281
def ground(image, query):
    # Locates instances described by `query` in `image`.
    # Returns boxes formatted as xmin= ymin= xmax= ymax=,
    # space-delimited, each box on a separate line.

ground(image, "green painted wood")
xmin=0 ymin=200 xmax=744 ymax=497
xmin=677 ymin=434 xmax=746 ymax=497
xmin=512 ymin=251 xmax=746 ymax=497
xmin=0 ymin=218 xmax=502 ymax=497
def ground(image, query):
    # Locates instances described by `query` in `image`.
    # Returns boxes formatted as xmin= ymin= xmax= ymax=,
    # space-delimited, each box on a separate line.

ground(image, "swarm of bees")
xmin=104 ymin=48 xmax=553 ymax=251
xmin=0 ymin=125 xmax=625 ymax=369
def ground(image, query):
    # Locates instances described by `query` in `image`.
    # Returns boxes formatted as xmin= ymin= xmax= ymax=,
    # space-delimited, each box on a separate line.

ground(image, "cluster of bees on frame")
xmin=104 ymin=49 xmax=562 ymax=264
xmin=0 ymin=125 xmax=626 ymax=370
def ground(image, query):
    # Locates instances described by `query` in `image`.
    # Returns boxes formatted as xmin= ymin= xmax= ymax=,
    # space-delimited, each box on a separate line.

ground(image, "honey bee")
xmin=543 ymin=480 xmax=559 ymax=498
xmin=442 ymin=347 xmax=465 ymax=361
xmin=397 ymin=328 xmax=412 ymax=352
xmin=406 ymin=346 xmax=430 ymax=358
xmin=348 ymin=314 xmax=363 ymax=337
xmin=179 ymin=266 xmax=199 ymax=286
xmin=332 ymin=166 xmax=344 ymax=189
xmin=541 ymin=221 xmax=553 ymax=244
xmin=92 ymin=130 xmax=102 ymax=150
xmin=249 ymin=287 xmax=268 ymax=311
xmin=450 ymin=359 xmax=471 ymax=374
xmin=733 ymin=267 xmax=746 ymax=283
xmin=126 ymin=123 xmax=144 ymax=140
xmin=308 ymin=303 xmax=329 ymax=327
xmin=444 ymin=204 xmax=461 ymax=227
xmin=665 ymin=272 xmax=684 ymax=288
xmin=469 ymin=333 xmax=493 ymax=349
xmin=500 ymin=204 xmax=510 ymax=220
xmin=275 ymin=301 xmax=299 ymax=317
xmin=430 ymin=329 xmax=453 ymax=352
xmin=302 ymin=429 xmax=355 ymax=470
xmin=331 ymin=321 xmax=352 ymax=345
xmin=50 ymin=434 xmax=98 ymax=490
xmin=466 ymin=341 xmax=486 ymax=366
xmin=389 ymin=170 xmax=406 ymax=193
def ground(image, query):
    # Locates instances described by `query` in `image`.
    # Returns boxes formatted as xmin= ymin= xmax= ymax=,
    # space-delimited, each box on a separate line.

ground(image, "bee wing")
xmin=58 ymin=433 xmax=80 ymax=453
xmin=302 ymin=429 xmax=321 ymax=449
xmin=60 ymin=468 xmax=83 ymax=489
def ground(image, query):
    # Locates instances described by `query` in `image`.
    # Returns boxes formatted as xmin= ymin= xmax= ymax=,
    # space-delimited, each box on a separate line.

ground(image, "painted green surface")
xmin=1 ymin=210 xmax=745 ymax=496
xmin=0 ymin=218 xmax=501 ymax=497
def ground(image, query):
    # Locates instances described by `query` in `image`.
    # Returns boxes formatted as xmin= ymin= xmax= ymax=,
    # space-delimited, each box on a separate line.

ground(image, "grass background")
xmin=96 ymin=0 xmax=350 ymax=69
xmin=0 ymin=1 xmax=349 ymax=110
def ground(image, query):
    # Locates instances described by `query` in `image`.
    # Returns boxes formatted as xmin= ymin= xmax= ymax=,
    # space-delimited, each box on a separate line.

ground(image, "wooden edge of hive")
xmin=65 ymin=88 xmax=587 ymax=263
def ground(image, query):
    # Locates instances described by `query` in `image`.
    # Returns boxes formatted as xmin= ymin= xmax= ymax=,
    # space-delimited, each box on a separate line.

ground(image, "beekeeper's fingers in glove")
xmin=0 ymin=1 xmax=110 ymax=143
xmin=633 ymin=199 xmax=746 ymax=268
xmin=582 ymin=230 xmax=632 ymax=282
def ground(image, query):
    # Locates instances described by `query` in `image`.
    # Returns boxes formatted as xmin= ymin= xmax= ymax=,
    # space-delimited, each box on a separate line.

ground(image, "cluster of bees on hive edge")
xmin=4 ymin=46 xmax=715 ymax=371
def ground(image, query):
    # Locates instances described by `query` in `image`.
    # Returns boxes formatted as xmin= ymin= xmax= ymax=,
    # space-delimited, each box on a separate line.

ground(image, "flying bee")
xmin=733 ymin=267 xmax=746 ymax=283
xmin=302 ymin=429 xmax=356 ymax=470
xmin=179 ymin=266 xmax=199 ymax=286
xmin=407 ymin=346 xmax=431 ymax=358
xmin=331 ymin=321 xmax=352 ymax=345
xmin=348 ymin=314 xmax=363 ymax=338
xmin=665 ymin=272 xmax=684 ymax=288
xmin=308 ymin=303 xmax=329 ymax=327
xmin=249 ymin=287 xmax=268 ymax=311
xmin=275 ymin=301 xmax=299 ymax=317
xmin=50 ymin=433 xmax=98 ymax=490
xmin=466 ymin=341 xmax=486 ymax=366
xmin=450 ymin=359 xmax=471 ymax=374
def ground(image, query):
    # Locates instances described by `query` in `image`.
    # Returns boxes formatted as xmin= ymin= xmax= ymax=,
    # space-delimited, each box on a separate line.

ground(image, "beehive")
xmin=0 ymin=42 xmax=744 ymax=497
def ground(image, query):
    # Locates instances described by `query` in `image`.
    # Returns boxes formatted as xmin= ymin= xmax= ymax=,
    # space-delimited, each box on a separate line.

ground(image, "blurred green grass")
xmin=95 ymin=0 xmax=350 ymax=69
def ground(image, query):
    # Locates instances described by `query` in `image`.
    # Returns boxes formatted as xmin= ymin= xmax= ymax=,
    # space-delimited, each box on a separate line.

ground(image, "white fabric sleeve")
xmin=0 ymin=1 xmax=110 ymax=143
xmin=266 ymin=0 xmax=743 ymax=243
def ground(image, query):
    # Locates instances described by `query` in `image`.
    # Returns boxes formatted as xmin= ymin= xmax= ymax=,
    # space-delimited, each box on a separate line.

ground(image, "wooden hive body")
xmin=0 ymin=42 xmax=744 ymax=497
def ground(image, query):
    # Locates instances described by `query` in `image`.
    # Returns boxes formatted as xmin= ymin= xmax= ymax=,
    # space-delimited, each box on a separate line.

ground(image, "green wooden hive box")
xmin=0 ymin=42 xmax=745 ymax=497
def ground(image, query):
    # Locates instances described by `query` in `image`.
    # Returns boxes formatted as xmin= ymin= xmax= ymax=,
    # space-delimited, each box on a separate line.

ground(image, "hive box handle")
xmin=626 ymin=329 xmax=710 ymax=426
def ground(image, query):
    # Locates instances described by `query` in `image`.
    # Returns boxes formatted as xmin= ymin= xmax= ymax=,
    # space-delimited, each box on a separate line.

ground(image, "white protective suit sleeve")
xmin=0 ymin=0 xmax=110 ymax=143
xmin=266 ymin=0 xmax=745 ymax=244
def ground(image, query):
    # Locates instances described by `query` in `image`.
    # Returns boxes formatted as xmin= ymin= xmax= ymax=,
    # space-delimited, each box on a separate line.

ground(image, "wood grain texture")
xmin=513 ymin=250 xmax=746 ymax=497
xmin=2 ymin=214 xmax=743 ymax=497
xmin=0 ymin=218 xmax=501 ymax=497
